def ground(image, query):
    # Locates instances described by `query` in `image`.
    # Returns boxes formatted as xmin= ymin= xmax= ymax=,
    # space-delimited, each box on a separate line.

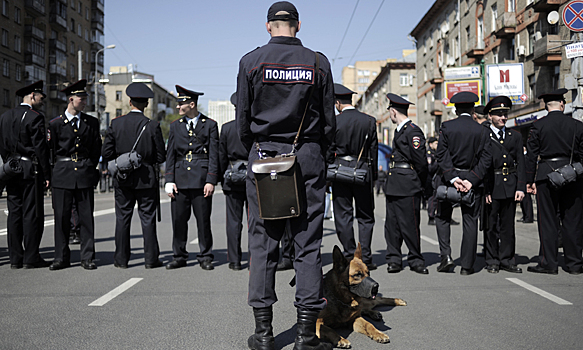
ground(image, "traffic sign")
xmin=563 ymin=0 xmax=583 ymax=32
xmin=441 ymin=98 xmax=449 ymax=106
xmin=520 ymin=94 xmax=528 ymax=102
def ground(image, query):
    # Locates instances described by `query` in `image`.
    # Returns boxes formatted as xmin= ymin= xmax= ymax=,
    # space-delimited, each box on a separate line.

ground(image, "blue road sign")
xmin=563 ymin=0 xmax=583 ymax=32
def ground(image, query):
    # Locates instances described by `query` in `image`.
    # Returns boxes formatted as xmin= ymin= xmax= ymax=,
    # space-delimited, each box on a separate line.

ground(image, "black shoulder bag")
xmin=108 ymin=120 xmax=150 ymax=180
xmin=326 ymin=133 xmax=369 ymax=185
xmin=547 ymin=133 xmax=583 ymax=188
xmin=250 ymin=52 xmax=319 ymax=220
xmin=0 ymin=111 xmax=26 ymax=181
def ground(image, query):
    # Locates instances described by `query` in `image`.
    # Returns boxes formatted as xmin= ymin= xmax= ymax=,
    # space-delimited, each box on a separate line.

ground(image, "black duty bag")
xmin=547 ymin=162 xmax=583 ymax=189
xmin=224 ymin=160 xmax=248 ymax=186
xmin=252 ymin=155 xmax=302 ymax=220
xmin=326 ymin=163 xmax=368 ymax=185
xmin=436 ymin=185 xmax=475 ymax=207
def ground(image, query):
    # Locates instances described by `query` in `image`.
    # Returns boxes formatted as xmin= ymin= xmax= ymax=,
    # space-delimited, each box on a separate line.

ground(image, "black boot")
xmin=293 ymin=309 xmax=332 ymax=350
xmin=248 ymin=306 xmax=275 ymax=350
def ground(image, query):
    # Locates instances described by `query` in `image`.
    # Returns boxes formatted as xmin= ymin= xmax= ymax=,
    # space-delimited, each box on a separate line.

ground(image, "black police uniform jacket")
xmin=219 ymin=120 xmax=248 ymax=192
xmin=236 ymin=36 xmax=335 ymax=153
xmin=48 ymin=112 xmax=101 ymax=189
xmin=0 ymin=104 xmax=50 ymax=181
xmin=384 ymin=121 xmax=428 ymax=197
xmin=436 ymin=114 xmax=492 ymax=186
xmin=526 ymin=110 xmax=583 ymax=183
xmin=327 ymin=108 xmax=378 ymax=181
xmin=165 ymin=114 xmax=219 ymax=189
xmin=101 ymin=111 xmax=166 ymax=189
xmin=484 ymin=128 xmax=526 ymax=199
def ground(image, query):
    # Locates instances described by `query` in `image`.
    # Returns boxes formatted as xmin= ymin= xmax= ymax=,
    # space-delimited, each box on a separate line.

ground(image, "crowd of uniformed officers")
xmin=1 ymin=2 xmax=582 ymax=349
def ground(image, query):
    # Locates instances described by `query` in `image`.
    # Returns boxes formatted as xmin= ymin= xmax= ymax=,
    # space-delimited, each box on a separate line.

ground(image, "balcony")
xmin=91 ymin=20 xmax=104 ymax=32
xmin=24 ymin=26 xmax=45 ymax=40
xmin=430 ymin=100 xmax=443 ymax=116
xmin=464 ymin=38 xmax=485 ymax=58
xmin=49 ymin=64 xmax=67 ymax=77
xmin=533 ymin=34 xmax=562 ymax=65
xmin=529 ymin=0 xmax=568 ymax=12
xmin=49 ymin=39 xmax=66 ymax=52
xmin=24 ymin=0 xmax=46 ymax=17
xmin=49 ymin=90 xmax=67 ymax=102
xmin=49 ymin=13 xmax=67 ymax=31
xmin=92 ymin=0 xmax=104 ymax=14
xmin=495 ymin=13 xmax=516 ymax=38
xmin=25 ymin=53 xmax=45 ymax=67
xmin=428 ymin=68 xmax=443 ymax=84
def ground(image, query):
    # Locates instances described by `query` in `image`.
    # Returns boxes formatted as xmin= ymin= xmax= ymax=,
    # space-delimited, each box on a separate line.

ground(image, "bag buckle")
xmin=71 ymin=152 xmax=78 ymax=162
xmin=270 ymin=170 xmax=277 ymax=180
xmin=389 ymin=161 xmax=395 ymax=169
xmin=186 ymin=151 xmax=193 ymax=162
xmin=502 ymin=167 xmax=509 ymax=175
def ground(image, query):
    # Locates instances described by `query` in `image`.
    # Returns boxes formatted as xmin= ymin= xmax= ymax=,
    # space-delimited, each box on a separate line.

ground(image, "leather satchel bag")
xmin=251 ymin=51 xmax=319 ymax=220
xmin=108 ymin=121 xmax=149 ymax=180
xmin=327 ymin=133 xmax=369 ymax=186
xmin=0 ymin=158 xmax=23 ymax=181
xmin=547 ymin=134 xmax=583 ymax=188
xmin=224 ymin=160 xmax=248 ymax=186
xmin=436 ymin=185 xmax=475 ymax=207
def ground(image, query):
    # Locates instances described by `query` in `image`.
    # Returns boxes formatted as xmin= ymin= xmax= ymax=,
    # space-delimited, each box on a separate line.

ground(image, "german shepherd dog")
xmin=317 ymin=243 xmax=407 ymax=348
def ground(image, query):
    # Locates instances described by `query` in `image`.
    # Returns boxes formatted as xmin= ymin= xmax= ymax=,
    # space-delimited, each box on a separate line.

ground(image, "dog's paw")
xmin=394 ymin=298 xmax=407 ymax=306
xmin=337 ymin=338 xmax=351 ymax=348
xmin=372 ymin=332 xmax=390 ymax=344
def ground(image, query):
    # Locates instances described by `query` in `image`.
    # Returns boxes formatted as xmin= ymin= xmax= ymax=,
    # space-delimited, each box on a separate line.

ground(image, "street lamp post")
xmin=94 ymin=44 xmax=116 ymax=121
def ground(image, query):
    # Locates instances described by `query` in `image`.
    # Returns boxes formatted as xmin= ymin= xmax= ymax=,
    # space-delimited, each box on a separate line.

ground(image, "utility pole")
xmin=571 ymin=31 xmax=583 ymax=122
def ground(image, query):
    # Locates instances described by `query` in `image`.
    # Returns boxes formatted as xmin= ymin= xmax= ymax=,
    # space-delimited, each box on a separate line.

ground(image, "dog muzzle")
xmin=349 ymin=277 xmax=379 ymax=299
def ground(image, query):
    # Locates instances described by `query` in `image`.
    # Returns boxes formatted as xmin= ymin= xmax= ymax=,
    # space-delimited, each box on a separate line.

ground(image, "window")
xmin=400 ymin=94 xmax=409 ymax=101
xmin=477 ymin=16 xmax=484 ymax=48
xmin=85 ymin=29 xmax=88 ymax=41
xmin=528 ymin=26 xmax=535 ymax=55
xmin=509 ymin=38 xmax=515 ymax=60
xmin=423 ymin=65 xmax=427 ymax=81
xmin=3 ymin=89 xmax=10 ymax=107
xmin=357 ymin=70 xmax=363 ymax=76
xmin=86 ymin=7 xmax=89 ymax=20
xmin=28 ymin=37 xmax=45 ymax=57
xmin=71 ymin=0 xmax=75 ymax=9
xmin=465 ymin=26 xmax=470 ymax=51
xmin=14 ymin=35 xmax=20 ymax=53
xmin=430 ymin=32 xmax=434 ymax=48
xmin=70 ymin=41 xmax=75 ymax=54
xmin=493 ymin=48 xmax=499 ymax=64
xmin=70 ymin=64 xmax=75 ymax=79
xmin=14 ymin=6 xmax=20 ymax=24
xmin=1 ymin=29 xmax=8 ymax=47
xmin=400 ymin=73 xmax=408 ymax=86
xmin=553 ymin=66 xmax=560 ymax=90
xmin=358 ymin=78 xmax=369 ymax=83
xmin=116 ymin=91 xmax=122 ymax=101
xmin=85 ymin=50 xmax=89 ymax=62
xmin=116 ymin=109 xmax=122 ymax=117
xmin=508 ymin=0 xmax=516 ymax=13
xmin=2 ymin=0 xmax=8 ymax=17
xmin=15 ymin=64 xmax=21 ymax=81
xmin=528 ymin=74 xmax=536 ymax=100
xmin=3 ymin=59 xmax=9 ymax=77
xmin=70 ymin=18 xmax=75 ymax=32
xmin=78 ymin=1 xmax=82 ymax=14
xmin=423 ymin=36 xmax=427 ymax=54
xmin=491 ymin=4 xmax=498 ymax=33
xmin=78 ymin=24 xmax=82 ymax=37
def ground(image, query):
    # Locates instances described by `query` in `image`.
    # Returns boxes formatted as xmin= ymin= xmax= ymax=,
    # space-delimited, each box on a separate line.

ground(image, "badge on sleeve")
xmin=47 ymin=129 xmax=51 ymax=142
xmin=412 ymin=136 xmax=421 ymax=149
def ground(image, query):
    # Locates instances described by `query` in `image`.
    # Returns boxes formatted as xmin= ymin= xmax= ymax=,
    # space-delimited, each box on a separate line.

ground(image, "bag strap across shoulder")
xmin=131 ymin=120 xmax=151 ymax=152
xmin=292 ymin=52 xmax=320 ymax=151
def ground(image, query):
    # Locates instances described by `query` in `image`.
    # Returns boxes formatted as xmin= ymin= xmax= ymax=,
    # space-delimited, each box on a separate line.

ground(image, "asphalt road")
xmin=1 ymin=190 xmax=582 ymax=350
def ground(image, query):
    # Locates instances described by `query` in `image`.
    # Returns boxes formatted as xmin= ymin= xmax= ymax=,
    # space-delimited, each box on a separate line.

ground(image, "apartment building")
xmin=208 ymin=99 xmax=235 ymax=132
xmin=411 ymin=0 xmax=571 ymax=139
xmin=0 ymin=0 xmax=106 ymax=120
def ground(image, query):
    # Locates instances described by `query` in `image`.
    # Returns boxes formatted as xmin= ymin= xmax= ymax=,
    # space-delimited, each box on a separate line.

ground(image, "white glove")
xmin=165 ymin=182 xmax=176 ymax=194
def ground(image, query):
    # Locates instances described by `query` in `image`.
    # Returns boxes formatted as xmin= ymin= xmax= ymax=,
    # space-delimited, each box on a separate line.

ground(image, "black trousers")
xmin=52 ymin=187 xmax=95 ymax=262
xmin=70 ymin=197 xmax=80 ymax=233
xmin=331 ymin=181 xmax=375 ymax=264
xmin=170 ymin=188 xmax=214 ymax=263
xmin=485 ymin=197 xmax=516 ymax=267
xmin=535 ymin=180 xmax=583 ymax=271
xmin=114 ymin=186 xmax=160 ymax=265
xmin=385 ymin=193 xmax=425 ymax=268
xmin=247 ymin=142 xmax=326 ymax=311
xmin=279 ymin=221 xmax=294 ymax=262
xmin=520 ymin=193 xmax=534 ymax=222
xmin=224 ymin=189 xmax=247 ymax=264
xmin=435 ymin=190 xmax=482 ymax=270
xmin=427 ymin=193 xmax=437 ymax=220
xmin=6 ymin=178 xmax=45 ymax=265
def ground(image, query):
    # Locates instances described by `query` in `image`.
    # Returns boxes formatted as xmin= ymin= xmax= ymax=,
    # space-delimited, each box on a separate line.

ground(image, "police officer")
xmin=165 ymin=85 xmax=218 ymax=271
xmin=219 ymin=92 xmax=247 ymax=271
xmin=102 ymin=82 xmax=166 ymax=269
xmin=482 ymin=96 xmax=525 ymax=274
xmin=426 ymin=137 xmax=438 ymax=225
xmin=0 ymin=81 xmax=51 ymax=269
xmin=435 ymin=92 xmax=491 ymax=275
xmin=383 ymin=94 xmax=428 ymax=274
xmin=237 ymin=2 xmax=335 ymax=349
xmin=327 ymin=83 xmax=378 ymax=270
xmin=48 ymin=79 xmax=101 ymax=270
xmin=526 ymin=89 xmax=583 ymax=275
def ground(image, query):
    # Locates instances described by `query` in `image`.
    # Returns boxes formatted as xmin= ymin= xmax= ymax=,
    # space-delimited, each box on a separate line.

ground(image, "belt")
xmin=56 ymin=154 xmax=87 ymax=162
xmin=493 ymin=166 xmax=516 ymax=175
xmin=178 ymin=153 xmax=208 ymax=162
xmin=389 ymin=161 xmax=413 ymax=169
xmin=338 ymin=155 xmax=357 ymax=162
xmin=11 ymin=154 xmax=35 ymax=163
xmin=454 ymin=167 xmax=470 ymax=172
xmin=542 ymin=157 xmax=569 ymax=162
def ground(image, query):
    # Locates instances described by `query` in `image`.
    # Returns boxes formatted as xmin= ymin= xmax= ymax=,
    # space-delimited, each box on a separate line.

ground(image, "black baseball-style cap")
xmin=175 ymin=85 xmax=203 ymax=104
xmin=267 ymin=1 xmax=299 ymax=22
xmin=61 ymin=79 xmax=88 ymax=97
xmin=386 ymin=93 xmax=414 ymax=114
xmin=126 ymin=82 xmax=154 ymax=103
xmin=15 ymin=80 xmax=46 ymax=98
xmin=484 ymin=96 xmax=512 ymax=115
xmin=537 ymin=88 xmax=568 ymax=103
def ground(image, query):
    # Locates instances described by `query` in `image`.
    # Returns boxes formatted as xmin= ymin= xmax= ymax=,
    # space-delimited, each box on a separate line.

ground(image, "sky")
xmin=103 ymin=0 xmax=436 ymax=110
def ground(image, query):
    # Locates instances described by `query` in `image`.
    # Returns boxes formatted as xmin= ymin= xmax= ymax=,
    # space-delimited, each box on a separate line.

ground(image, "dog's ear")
xmin=354 ymin=242 xmax=362 ymax=260
xmin=333 ymin=245 xmax=348 ymax=272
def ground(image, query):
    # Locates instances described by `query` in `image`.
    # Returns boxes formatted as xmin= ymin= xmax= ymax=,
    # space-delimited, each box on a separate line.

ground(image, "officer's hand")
xmin=527 ymin=183 xmax=537 ymax=195
xmin=461 ymin=179 xmax=473 ymax=192
xmin=427 ymin=157 xmax=432 ymax=164
xmin=515 ymin=191 xmax=525 ymax=202
xmin=45 ymin=180 xmax=50 ymax=189
xmin=165 ymin=182 xmax=177 ymax=199
xmin=486 ymin=195 xmax=492 ymax=204
xmin=204 ymin=183 xmax=215 ymax=197
xmin=453 ymin=178 xmax=466 ymax=192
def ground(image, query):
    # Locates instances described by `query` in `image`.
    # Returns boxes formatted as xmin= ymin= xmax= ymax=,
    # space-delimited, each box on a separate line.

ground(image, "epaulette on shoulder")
xmin=410 ymin=123 xmax=418 ymax=128
xmin=171 ymin=118 xmax=182 ymax=124
xmin=242 ymin=46 xmax=261 ymax=59
xmin=49 ymin=116 xmax=63 ymax=123
xmin=27 ymin=108 xmax=40 ymax=116
xmin=112 ymin=114 xmax=125 ymax=120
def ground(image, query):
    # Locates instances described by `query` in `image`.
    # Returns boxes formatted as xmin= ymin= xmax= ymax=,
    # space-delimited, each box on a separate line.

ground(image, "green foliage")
xmin=161 ymin=113 xmax=182 ymax=142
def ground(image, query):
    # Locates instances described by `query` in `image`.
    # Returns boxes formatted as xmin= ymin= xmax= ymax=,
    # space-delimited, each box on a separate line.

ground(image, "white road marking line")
xmin=506 ymin=278 xmax=573 ymax=305
xmin=88 ymin=278 xmax=143 ymax=307
xmin=1 ymin=198 xmax=172 ymax=236
xmin=421 ymin=235 xmax=439 ymax=245
xmin=190 ymin=238 xmax=199 ymax=245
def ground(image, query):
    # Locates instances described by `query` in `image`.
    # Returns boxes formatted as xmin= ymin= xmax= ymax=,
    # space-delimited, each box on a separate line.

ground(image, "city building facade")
xmin=207 ymin=99 xmax=235 ymax=132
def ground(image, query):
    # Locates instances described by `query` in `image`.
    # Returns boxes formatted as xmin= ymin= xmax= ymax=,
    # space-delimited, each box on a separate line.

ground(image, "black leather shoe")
xmin=23 ymin=260 xmax=51 ymax=269
xmin=81 ymin=260 xmax=97 ymax=270
xmin=366 ymin=262 xmax=377 ymax=271
xmin=527 ymin=265 xmax=558 ymax=275
xmin=437 ymin=255 xmax=454 ymax=272
xmin=411 ymin=265 xmax=429 ymax=274
xmin=500 ymin=264 xmax=522 ymax=273
xmin=516 ymin=217 xmax=525 ymax=223
xmin=114 ymin=262 xmax=128 ymax=269
xmin=145 ymin=260 xmax=164 ymax=269
xmin=451 ymin=219 xmax=460 ymax=225
xmin=428 ymin=218 xmax=436 ymax=225
xmin=523 ymin=220 xmax=534 ymax=224
xmin=276 ymin=259 xmax=293 ymax=271
xmin=49 ymin=260 xmax=70 ymax=271
xmin=166 ymin=259 xmax=187 ymax=270
xmin=10 ymin=263 xmax=23 ymax=269
xmin=486 ymin=264 xmax=499 ymax=273
xmin=229 ymin=262 xmax=243 ymax=271
xmin=566 ymin=266 xmax=583 ymax=275
xmin=460 ymin=267 xmax=474 ymax=275
xmin=386 ymin=262 xmax=402 ymax=273
xmin=200 ymin=260 xmax=214 ymax=270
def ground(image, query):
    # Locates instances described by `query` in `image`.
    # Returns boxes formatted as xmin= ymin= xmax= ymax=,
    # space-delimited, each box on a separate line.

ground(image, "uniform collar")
xmin=64 ymin=109 xmax=79 ymax=122
xmin=185 ymin=112 xmax=201 ymax=124
xmin=20 ymin=103 xmax=32 ymax=108
xmin=269 ymin=36 xmax=303 ymax=46
xmin=341 ymin=106 xmax=356 ymax=112
xmin=396 ymin=118 xmax=411 ymax=132
xmin=490 ymin=124 xmax=505 ymax=136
